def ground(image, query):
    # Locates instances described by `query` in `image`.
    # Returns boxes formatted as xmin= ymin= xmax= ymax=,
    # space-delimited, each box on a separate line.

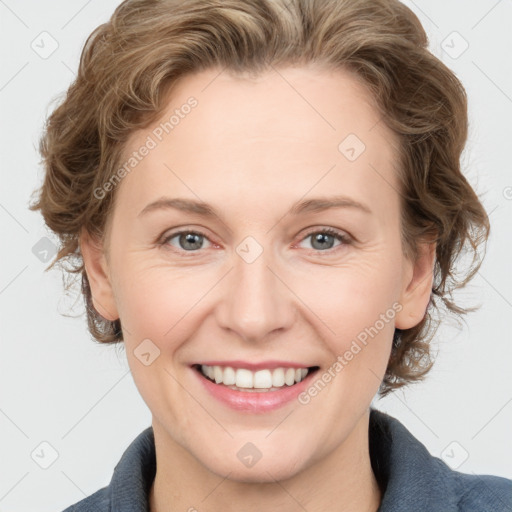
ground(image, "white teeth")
xmin=254 ymin=369 xmax=272 ymax=388
xmin=223 ymin=366 xmax=236 ymax=385
xmin=285 ymin=368 xmax=295 ymax=386
xmin=199 ymin=364 xmax=311 ymax=389
xmin=272 ymin=368 xmax=285 ymax=387
xmin=201 ymin=365 xmax=215 ymax=381
xmin=235 ymin=368 xmax=253 ymax=388
xmin=214 ymin=366 xmax=223 ymax=384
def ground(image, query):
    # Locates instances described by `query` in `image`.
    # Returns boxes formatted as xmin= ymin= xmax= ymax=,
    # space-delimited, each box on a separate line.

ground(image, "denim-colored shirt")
xmin=61 ymin=408 xmax=512 ymax=511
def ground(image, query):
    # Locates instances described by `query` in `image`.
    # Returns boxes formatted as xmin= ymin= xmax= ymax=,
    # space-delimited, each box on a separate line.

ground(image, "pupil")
xmin=312 ymin=233 xmax=334 ymax=250
xmin=181 ymin=233 xmax=202 ymax=250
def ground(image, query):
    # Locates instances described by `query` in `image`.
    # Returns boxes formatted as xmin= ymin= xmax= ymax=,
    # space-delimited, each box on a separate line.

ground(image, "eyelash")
xmin=158 ymin=227 xmax=352 ymax=257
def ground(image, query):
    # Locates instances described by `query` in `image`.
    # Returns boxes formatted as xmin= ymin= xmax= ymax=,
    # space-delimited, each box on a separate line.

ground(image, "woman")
xmin=30 ymin=0 xmax=512 ymax=510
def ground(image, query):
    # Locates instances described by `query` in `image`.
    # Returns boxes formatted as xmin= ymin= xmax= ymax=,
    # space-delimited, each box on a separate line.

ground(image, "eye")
xmin=297 ymin=227 xmax=351 ymax=254
xmin=161 ymin=230 xmax=213 ymax=253
xmin=159 ymin=227 xmax=351 ymax=256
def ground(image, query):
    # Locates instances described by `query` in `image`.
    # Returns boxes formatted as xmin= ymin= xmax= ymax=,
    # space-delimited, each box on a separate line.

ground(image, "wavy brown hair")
xmin=29 ymin=0 xmax=490 ymax=397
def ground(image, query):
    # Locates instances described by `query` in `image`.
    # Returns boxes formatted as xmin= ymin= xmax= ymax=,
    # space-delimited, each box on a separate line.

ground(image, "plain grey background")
xmin=1 ymin=0 xmax=511 ymax=510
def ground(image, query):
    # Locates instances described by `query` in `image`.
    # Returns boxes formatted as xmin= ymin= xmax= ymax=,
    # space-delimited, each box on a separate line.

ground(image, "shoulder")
xmin=60 ymin=486 xmax=110 ymax=512
xmin=450 ymin=468 xmax=512 ymax=511
xmin=59 ymin=425 xmax=155 ymax=511
xmin=369 ymin=408 xmax=512 ymax=511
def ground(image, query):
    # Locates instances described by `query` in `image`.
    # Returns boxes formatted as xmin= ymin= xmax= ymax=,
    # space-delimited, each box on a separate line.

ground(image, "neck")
xmin=149 ymin=410 xmax=381 ymax=512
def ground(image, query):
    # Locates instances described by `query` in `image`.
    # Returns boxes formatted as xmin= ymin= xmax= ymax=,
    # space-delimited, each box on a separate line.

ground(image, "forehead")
xmin=152 ymin=64 xmax=392 ymax=156
xmin=117 ymin=65 xmax=401 ymax=219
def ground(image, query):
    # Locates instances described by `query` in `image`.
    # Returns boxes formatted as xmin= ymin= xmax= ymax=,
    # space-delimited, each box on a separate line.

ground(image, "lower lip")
xmin=192 ymin=366 xmax=318 ymax=413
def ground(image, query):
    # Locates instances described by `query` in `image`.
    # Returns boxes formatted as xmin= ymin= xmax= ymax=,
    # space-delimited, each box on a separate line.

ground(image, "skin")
xmin=80 ymin=64 xmax=435 ymax=512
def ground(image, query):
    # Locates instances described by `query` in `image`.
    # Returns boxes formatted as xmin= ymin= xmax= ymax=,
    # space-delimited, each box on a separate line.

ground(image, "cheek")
xmin=299 ymin=253 xmax=401 ymax=333
xmin=112 ymin=265 xmax=206 ymax=436
xmin=112 ymin=259 xmax=226 ymax=378
xmin=290 ymin=250 xmax=401 ymax=386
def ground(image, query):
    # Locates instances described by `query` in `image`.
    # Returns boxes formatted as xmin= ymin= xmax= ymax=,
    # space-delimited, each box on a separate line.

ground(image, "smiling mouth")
xmin=192 ymin=364 xmax=320 ymax=392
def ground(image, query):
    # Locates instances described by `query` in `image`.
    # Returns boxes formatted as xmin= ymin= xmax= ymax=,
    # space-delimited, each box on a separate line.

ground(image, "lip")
xmin=193 ymin=360 xmax=314 ymax=371
xmin=191 ymin=364 xmax=319 ymax=413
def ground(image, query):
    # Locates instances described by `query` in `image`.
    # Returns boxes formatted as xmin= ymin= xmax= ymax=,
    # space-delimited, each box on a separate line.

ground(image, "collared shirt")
xmin=61 ymin=408 xmax=512 ymax=511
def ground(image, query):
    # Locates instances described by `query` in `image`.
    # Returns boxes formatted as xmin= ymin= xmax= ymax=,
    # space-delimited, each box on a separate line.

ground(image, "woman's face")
xmin=82 ymin=65 xmax=433 ymax=481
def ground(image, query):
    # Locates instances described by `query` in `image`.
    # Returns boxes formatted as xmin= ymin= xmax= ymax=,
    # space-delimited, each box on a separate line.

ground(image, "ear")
xmin=395 ymin=241 xmax=436 ymax=330
xmin=79 ymin=228 xmax=119 ymax=322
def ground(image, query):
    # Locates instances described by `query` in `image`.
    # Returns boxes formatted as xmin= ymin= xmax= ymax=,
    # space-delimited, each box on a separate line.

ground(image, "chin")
xmin=195 ymin=436 xmax=313 ymax=482
xmin=205 ymin=457 xmax=307 ymax=484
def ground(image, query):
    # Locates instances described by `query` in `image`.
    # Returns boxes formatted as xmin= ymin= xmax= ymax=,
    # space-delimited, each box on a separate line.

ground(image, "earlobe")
xmin=79 ymin=228 xmax=119 ymax=322
xmin=395 ymin=242 xmax=436 ymax=330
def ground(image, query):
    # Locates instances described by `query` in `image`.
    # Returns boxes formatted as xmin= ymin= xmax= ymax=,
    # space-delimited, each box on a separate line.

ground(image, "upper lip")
xmin=192 ymin=360 xmax=317 ymax=371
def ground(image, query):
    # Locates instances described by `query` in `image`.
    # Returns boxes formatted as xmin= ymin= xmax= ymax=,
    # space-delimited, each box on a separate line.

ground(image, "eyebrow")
xmin=138 ymin=195 xmax=372 ymax=219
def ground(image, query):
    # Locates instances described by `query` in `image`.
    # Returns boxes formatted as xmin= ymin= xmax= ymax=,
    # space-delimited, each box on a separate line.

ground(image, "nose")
xmin=215 ymin=246 xmax=296 ymax=343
